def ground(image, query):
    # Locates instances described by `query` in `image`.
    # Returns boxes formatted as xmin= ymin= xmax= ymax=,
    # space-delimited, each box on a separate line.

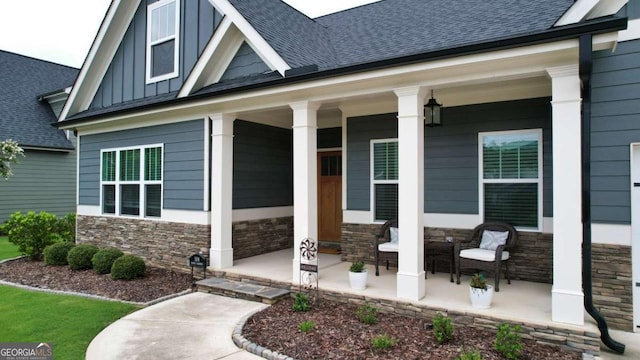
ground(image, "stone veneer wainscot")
xmin=77 ymin=215 xmax=210 ymax=271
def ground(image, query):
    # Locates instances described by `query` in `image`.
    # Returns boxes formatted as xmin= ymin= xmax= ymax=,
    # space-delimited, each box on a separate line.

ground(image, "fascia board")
xmin=209 ymin=0 xmax=290 ymax=75
xmin=556 ymin=0 xmax=628 ymax=26
xmin=60 ymin=0 xmax=141 ymax=121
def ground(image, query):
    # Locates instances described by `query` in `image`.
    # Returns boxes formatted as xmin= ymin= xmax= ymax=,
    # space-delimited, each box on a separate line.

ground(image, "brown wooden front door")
xmin=318 ymin=151 xmax=342 ymax=242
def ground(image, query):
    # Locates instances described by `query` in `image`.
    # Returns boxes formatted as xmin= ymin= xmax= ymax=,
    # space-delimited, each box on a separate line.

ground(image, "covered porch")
xmin=207 ymin=33 xmax=621 ymax=332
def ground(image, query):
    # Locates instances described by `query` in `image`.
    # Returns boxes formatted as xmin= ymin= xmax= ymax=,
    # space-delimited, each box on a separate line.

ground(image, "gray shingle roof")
xmin=232 ymin=0 xmax=575 ymax=69
xmin=0 ymin=50 xmax=78 ymax=149
xmin=315 ymin=0 xmax=575 ymax=66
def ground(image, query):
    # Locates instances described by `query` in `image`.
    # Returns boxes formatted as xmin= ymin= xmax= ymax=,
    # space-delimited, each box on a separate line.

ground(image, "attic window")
xmin=146 ymin=0 xmax=180 ymax=83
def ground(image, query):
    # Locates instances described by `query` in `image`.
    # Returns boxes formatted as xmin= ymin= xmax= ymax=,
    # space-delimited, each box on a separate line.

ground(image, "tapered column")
xmin=547 ymin=65 xmax=584 ymax=325
xmin=291 ymin=101 xmax=320 ymax=283
xmin=210 ymin=113 xmax=235 ymax=269
xmin=394 ymin=86 xmax=427 ymax=301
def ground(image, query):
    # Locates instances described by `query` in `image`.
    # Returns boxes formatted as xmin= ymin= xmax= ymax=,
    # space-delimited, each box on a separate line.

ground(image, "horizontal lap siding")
xmin=232 ymin=120 xmax=293 ymax=209
xmin=90 ymin=0 xmax=220 ymax=109
xmin=346 ymin=98 xmax=552 ymax=216
xmin=0 ymin=150 xmax=76 ymax=223
xmin=591 ymin=39 xmax=640 ymax=224
xmin=79 ymin=120 xmax=205 ymax=211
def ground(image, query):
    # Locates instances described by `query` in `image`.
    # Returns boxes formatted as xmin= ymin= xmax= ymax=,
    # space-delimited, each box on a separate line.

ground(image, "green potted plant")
xmin=469 ymin=273 xmax=493 ymax=309
xmin=349 ymin=260 xmax=367 ymax=290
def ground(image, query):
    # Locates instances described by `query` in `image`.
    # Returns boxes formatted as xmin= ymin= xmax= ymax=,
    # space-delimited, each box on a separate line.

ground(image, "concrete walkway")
xmin=86 ymin=292 xmax=266 ymax=360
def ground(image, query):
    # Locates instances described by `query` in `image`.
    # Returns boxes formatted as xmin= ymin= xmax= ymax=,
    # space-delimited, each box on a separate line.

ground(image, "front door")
xmin=318 ymin=151 xmax=342 ymax=242
xmin=632 ymin=145 xmax=640 ymax=331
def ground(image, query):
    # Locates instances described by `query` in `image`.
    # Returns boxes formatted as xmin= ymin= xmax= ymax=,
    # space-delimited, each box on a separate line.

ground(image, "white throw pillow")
xmin=479 ymin=230 xmax=509 ymax=251
xmin=390 ymin=227 xmax=399 ymax=243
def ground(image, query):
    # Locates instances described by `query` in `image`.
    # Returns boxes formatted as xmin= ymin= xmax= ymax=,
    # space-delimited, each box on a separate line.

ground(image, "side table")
xmin=425 ymin=241 xmax=454 ymax=282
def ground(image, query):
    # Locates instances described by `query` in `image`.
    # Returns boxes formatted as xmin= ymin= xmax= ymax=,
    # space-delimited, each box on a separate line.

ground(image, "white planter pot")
xmin=469 ymin=284 xmax=494 ymax=309
xmin=349 ymin=270 xmax=367 ymax=290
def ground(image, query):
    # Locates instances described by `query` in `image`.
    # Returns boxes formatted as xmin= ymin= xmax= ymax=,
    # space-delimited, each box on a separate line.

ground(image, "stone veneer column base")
xmin=77 ymin=215 xmax=210 ymax=271
xmin=592 ymin=244 xmax=633 ymax=331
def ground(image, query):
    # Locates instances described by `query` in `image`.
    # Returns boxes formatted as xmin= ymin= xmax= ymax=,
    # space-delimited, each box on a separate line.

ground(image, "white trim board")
xmin=208 ymin=0 xmax=289 ymax=76
xmin=76 ymin=205 xmax=210 ymax=225
xmin=232 ymin=206 xmax=293 ymax=222
xmin=619 ymin=18 xmax=640 ymax=42
xmin=592 ymin=223 xmax=631 ymax=246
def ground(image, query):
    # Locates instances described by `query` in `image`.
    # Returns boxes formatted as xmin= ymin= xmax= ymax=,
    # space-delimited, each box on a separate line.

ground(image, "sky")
xmin=0 ymin=0 xmax=379 ymax=68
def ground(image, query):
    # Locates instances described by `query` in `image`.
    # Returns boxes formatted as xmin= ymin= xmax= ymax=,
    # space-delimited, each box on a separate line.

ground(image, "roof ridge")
xmin=0 ymin=49 xmax=79 ymax=70
xmin=313 ymin=0 xmax=383 ymax=20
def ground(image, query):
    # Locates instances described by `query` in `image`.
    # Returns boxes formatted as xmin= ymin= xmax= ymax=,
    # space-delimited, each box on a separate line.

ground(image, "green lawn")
xmin=0 ymin=286 xmax=140 ymax=360
xmin=0 ymin=236 xmax=22 ymax=260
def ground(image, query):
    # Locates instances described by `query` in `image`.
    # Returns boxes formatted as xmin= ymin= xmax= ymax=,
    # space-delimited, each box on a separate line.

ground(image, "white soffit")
xmin=556 ymin=0 xmax=628 ymax=26
xmin=208 ymin=0 xmax=290 ymax=75
xmin=60 ymin=0 xmax=141 ymax=121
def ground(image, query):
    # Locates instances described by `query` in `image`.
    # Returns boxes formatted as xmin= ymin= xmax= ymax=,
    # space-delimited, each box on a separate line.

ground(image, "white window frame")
xmin=100 ymin=144 xmax=164 ymax=219
xmin=370 ymin=138 xmax=399 ymax=223
xmin=478 ymin=129 xmax=543 ymax=232
xmin=146 ymin=0 xmax=180 ymax=83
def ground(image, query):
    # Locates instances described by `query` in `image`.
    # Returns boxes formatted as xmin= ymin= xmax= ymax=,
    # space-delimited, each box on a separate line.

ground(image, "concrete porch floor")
xmin=222 ymin=249 xmax=640 ymax=359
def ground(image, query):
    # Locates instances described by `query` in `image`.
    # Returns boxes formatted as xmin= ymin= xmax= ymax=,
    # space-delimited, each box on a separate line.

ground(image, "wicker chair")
xmin=454 ymin=222 xmax=518 ymax=292
xmin=374 ymin=219 xmax=398 ymax=276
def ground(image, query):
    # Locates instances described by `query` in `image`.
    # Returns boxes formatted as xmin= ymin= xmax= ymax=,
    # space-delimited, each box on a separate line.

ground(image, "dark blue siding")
xmin=220 ymin=42 xmax=270 ymax=81
xmin=591 ymin=39 xmax=640 ymax=224
xmin=90 ymin=0 xmax=221 ymax=109
xmin=346 ymin=98 xmax=552 ymax=216
xmin=233 ymin=120 xmax=293 ymax=209
xmin=79 ymin=120 xmax=205 ymax=211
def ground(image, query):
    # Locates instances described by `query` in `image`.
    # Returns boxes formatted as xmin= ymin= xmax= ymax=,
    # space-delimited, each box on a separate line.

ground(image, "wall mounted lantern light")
xmin=424 ymin=90 xmax=442 ymax=127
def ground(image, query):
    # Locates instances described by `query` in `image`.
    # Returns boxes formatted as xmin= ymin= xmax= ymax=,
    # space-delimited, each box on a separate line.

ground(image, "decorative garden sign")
xmin=299 ymin=237 xmax=319 ymax=300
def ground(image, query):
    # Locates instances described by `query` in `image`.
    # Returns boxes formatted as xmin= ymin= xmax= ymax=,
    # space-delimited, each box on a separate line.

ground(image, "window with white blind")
xmin=146 ymin=0 xmax=180 ymax=83
xmin=371 ymin=139 xmax=398 ymax=222
xmin=479 ymin=130 xmax=542 ymax=231
xmin=101 ymin=145 xmax=163 ymax=218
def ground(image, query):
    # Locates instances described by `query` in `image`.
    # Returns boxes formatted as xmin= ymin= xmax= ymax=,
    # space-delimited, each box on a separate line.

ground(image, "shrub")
xmin=92 ymin=248 xmax=124 ymax=274
xmin=356 ymin=303 xmax=379 ymax=325
xmin=432 ymin=312 xmax=454 ymax=344
xmin=456 ymin=348 xmax=485 ymax=360
xmin=299 ymin=320 xmax=315 ymax=333
xmin=371 ymin=334 xmax=396 ymax=350
xmin=57 ymin=213 xmax=76 ymax=243
xmin=3 ymin=211 xmax=62 ymax=260
xmin=494 ymin=323 xmax=523 ymax=360
xmin=292 ymin=292 xmax=311 ymax=312
xmin=43 ymin=242 xmax=76 ymax=266
xmin=67 ymin=244 xmax=99 ymax=270
xmin=470 ymin=273 xmax=488 ymax=290
xmin=111 ymin=255 xmax=146 ymax=280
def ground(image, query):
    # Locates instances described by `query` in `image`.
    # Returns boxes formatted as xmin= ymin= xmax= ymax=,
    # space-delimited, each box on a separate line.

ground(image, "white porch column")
xmin=547 ymin=65 xmax=584 ymax=325
xmin=394 ymin=86 xmax=427 ymax=301
xmin=210 ymin=113 xmax=235 ymax=269
xmin=291 ymin=101 xmax=320 ymax=283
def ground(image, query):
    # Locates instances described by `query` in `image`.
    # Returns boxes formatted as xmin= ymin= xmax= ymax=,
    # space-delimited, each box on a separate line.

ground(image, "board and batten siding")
xmin=0 ymin=149 xmax=76 ymax=223
xmin=78 ymin=120 xmax=205 ymax=211
xmin=591 ymin=39 xmax=640 ymax=224
xmin=90 ymin=0 xmax=222 ymax=109
xmin=233 ymin=120 xmax=293 ymax=209
xmin=346 ymin=98 xmax=553 ymax=216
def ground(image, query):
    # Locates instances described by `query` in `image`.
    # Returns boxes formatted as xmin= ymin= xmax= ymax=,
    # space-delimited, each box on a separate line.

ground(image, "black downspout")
xmin=580 ymin=34 xmax=625 ymax=354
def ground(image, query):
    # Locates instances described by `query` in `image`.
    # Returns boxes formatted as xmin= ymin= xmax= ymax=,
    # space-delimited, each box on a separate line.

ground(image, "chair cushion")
xmin=460 ymin=248 xmax=509 ymax=261
xmin=378 ymin=241 xmax=399 ymax=252
xmin=479 ymin=230 xmax=509 ymax=251
xmin=390 ymin=227 xmax=399 ymax=243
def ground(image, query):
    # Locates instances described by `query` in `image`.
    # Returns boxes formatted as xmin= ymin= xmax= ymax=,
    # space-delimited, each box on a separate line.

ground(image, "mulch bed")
xmin=243 ymin=297 xmax=582 ymax=360
xmin=0 ymin=257 xmax=193 ymax=303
